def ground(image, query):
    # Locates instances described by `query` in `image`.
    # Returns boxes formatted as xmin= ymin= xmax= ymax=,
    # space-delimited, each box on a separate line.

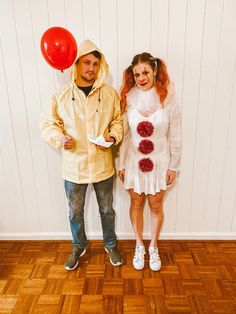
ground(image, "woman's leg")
xmin=147 ymin=190 xmax=165 ymax=247
xmin=147 ymin=190 xmax=165 ymax=271
xmin=129 ymin=189 xmax=146 ymax=246
xmin=129 ymin=189 xmax=146 ymax=270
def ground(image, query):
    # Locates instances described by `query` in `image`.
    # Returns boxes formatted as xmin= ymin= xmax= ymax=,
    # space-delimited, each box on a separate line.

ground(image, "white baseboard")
xmin=0 ymin=232 xmax=236 ymax=240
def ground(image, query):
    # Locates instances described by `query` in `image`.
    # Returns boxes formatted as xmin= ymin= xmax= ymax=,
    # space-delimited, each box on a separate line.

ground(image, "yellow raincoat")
xmin=40 ymin=40 xmax=123 ymax=183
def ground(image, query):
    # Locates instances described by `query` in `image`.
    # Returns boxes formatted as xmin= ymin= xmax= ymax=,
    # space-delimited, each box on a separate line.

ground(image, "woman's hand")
xmin=166 ymin=169 xmax=177 ymax=186
xmin=118 ymin=169 xmax=125 ymax=183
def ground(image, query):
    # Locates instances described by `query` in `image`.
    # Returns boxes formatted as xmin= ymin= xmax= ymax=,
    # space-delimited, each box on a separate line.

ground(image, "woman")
xmin=118 ymin=53 xmax=181 ymax=271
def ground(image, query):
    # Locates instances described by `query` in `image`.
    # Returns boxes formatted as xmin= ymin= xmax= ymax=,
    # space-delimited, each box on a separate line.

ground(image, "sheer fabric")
xmin=118 ymin=83 xmax=181 ymax=195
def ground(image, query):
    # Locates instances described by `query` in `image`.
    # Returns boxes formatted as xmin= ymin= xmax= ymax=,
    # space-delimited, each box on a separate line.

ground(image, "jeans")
xmin=65 ymin=176 xmax=117 ymax=249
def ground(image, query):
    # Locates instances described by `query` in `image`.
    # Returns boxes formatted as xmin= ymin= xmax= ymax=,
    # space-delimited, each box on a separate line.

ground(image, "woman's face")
xmin=133 ymin=62 xmax=156 ymax=91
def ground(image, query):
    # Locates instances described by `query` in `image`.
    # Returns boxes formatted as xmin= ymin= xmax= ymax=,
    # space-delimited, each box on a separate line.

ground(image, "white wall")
xmin=0 ymin=0 xmax=236 ymax=240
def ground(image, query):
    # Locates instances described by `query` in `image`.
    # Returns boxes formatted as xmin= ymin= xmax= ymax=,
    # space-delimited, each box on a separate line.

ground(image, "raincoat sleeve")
xmin=118 ymin=112 xmax=131 ymax=170
xmin=168 ymin=94 xmax=181 ymax=172
xmin=39 ymin=94 xmax=65 ymax=149
xmin=108 ymin=90 xmax=123 ymax=145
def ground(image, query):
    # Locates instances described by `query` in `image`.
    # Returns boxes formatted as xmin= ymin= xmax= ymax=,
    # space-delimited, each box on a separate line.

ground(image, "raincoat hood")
xmin=71 ymin=39 xmax=109 ymax=88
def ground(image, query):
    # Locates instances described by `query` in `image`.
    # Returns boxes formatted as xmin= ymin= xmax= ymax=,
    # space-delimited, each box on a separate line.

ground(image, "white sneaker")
xmin=149 ymin=247 xmax=161 ymax=271
xmin=133 ymin=245 xmax=146 ymax=270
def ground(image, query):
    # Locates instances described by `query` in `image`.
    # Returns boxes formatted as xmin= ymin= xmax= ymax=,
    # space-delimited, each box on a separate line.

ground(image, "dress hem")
xmin=123 ymin=184 xmax=167 ymax=195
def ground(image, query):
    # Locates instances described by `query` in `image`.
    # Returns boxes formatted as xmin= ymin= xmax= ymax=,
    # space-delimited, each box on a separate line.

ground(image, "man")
xmin=40 ymin=39 xmax=123 ymax=270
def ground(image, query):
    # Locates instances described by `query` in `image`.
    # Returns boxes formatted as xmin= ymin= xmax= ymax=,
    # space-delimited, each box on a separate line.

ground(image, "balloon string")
xmin=61 ymin=70 xmax=64 ymax=73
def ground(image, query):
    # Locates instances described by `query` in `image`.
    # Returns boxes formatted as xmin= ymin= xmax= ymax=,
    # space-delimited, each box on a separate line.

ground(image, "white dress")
xmin=118 ymin=84 xmax=181 ymax=195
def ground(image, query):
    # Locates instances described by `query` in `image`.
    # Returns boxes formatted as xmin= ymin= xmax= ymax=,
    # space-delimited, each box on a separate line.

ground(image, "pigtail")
xmin=154 ymin=58 xmax=169 ymax=104
xmin=120 ymin=66 xmax=135 ymax=113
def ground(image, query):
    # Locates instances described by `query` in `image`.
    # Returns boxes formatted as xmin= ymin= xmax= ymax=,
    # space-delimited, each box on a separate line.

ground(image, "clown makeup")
xmin=133 ymin=62 xmax=157 ymax=91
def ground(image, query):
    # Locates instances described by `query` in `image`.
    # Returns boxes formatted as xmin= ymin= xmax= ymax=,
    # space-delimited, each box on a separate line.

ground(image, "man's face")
xmin=76 ymin=53 xmax=100 ymax=86
xmin=133 ymin=62 xmax=156 ymax=91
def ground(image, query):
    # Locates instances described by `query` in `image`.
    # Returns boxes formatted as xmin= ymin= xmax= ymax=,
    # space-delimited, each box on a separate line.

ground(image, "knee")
xmin=149 ymin=201 xmax=163 ymax=215
xmin=69 ymin=208 xmax=84 ymax=223
xmin=129 ymin=190 xmax=145 ymax=212
xmin=131 ymin=200 xmax=145 ymax=212
xmin=131 ymin=195 xmax=145 ymax=207
xmin=99 ymin=206 xmax=115 ymax=216
xmin=67 ymin=194 xmax=86 ymax=223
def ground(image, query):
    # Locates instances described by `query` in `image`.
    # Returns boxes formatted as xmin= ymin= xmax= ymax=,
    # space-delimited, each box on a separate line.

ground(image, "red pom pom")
xmin=139 ymin=158 xmax=154 ymax=172
xmin=138 ymin=139 xmax=154 ymax=154
xmin=137 ymin=121 xmax=154 ymax=137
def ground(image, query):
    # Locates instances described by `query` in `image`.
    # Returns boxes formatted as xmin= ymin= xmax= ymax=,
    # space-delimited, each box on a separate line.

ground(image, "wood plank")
xmin=0 ymin=240 xmax=235 ymax=313
xmin=79 ymin=295 xmax=103 ymax=314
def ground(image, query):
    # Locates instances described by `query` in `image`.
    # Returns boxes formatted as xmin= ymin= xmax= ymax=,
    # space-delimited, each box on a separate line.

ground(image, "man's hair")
xmin=90 ymin=50 xmax=101 ymax=60
xmin=76 ymin=50 xmax=102 ymax=64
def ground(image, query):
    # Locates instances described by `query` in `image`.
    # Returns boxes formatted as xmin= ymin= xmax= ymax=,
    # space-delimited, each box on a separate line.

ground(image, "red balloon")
xmin=40 ymin=27 xmax=77 ymax=71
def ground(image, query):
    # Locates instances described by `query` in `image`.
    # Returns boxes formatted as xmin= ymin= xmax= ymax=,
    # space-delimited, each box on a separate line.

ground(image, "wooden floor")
xmin=0 ymin=240 xmax=236 ymax=313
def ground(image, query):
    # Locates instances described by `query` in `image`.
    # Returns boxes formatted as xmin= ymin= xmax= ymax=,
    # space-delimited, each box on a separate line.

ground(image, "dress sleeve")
xmin=118 ymin=112 xmax=131 ymax=170
xmin=168 ymin=94 xmax=182 ymax=172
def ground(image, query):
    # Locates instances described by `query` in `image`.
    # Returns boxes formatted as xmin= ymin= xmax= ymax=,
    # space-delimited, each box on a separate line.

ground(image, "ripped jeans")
xmin=65 ymin=176 xmax=117 ymax=249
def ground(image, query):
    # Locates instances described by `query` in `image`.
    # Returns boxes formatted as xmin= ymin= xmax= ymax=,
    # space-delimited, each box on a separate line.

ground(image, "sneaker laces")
xmin=134 ymin=246 xmax=145 ymax=262
xmin=149 ymin=247 xmax=160 ymax=263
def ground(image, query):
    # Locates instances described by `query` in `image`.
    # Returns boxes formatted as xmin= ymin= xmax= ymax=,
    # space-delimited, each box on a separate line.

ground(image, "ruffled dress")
xmin=118 ymin=84 xmax=181 ymax=195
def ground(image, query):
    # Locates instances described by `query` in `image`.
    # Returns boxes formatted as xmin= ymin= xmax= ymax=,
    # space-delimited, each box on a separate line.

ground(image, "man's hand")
xmin=96 ymin=137 xmax=115 ymax=150
xmin=118 ymin=169 xmax=125 ymax=183
xmin=166 ymin=169 xmax=177 ymax=186
xmin=60 ymin=135 xmax=73 ymax=150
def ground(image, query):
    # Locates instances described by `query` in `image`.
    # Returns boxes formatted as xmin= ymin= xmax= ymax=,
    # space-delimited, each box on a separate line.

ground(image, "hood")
xmin=71 ymin=39 xmax=109 ymax=88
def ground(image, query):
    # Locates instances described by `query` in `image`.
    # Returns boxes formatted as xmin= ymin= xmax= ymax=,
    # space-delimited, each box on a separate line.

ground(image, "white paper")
xmin=88 ymin=135 xmax=113 ymax=148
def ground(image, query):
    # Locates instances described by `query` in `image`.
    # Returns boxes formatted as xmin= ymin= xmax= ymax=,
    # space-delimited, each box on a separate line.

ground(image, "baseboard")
xmin=0 ymin=232 xmax=236 ymax=240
